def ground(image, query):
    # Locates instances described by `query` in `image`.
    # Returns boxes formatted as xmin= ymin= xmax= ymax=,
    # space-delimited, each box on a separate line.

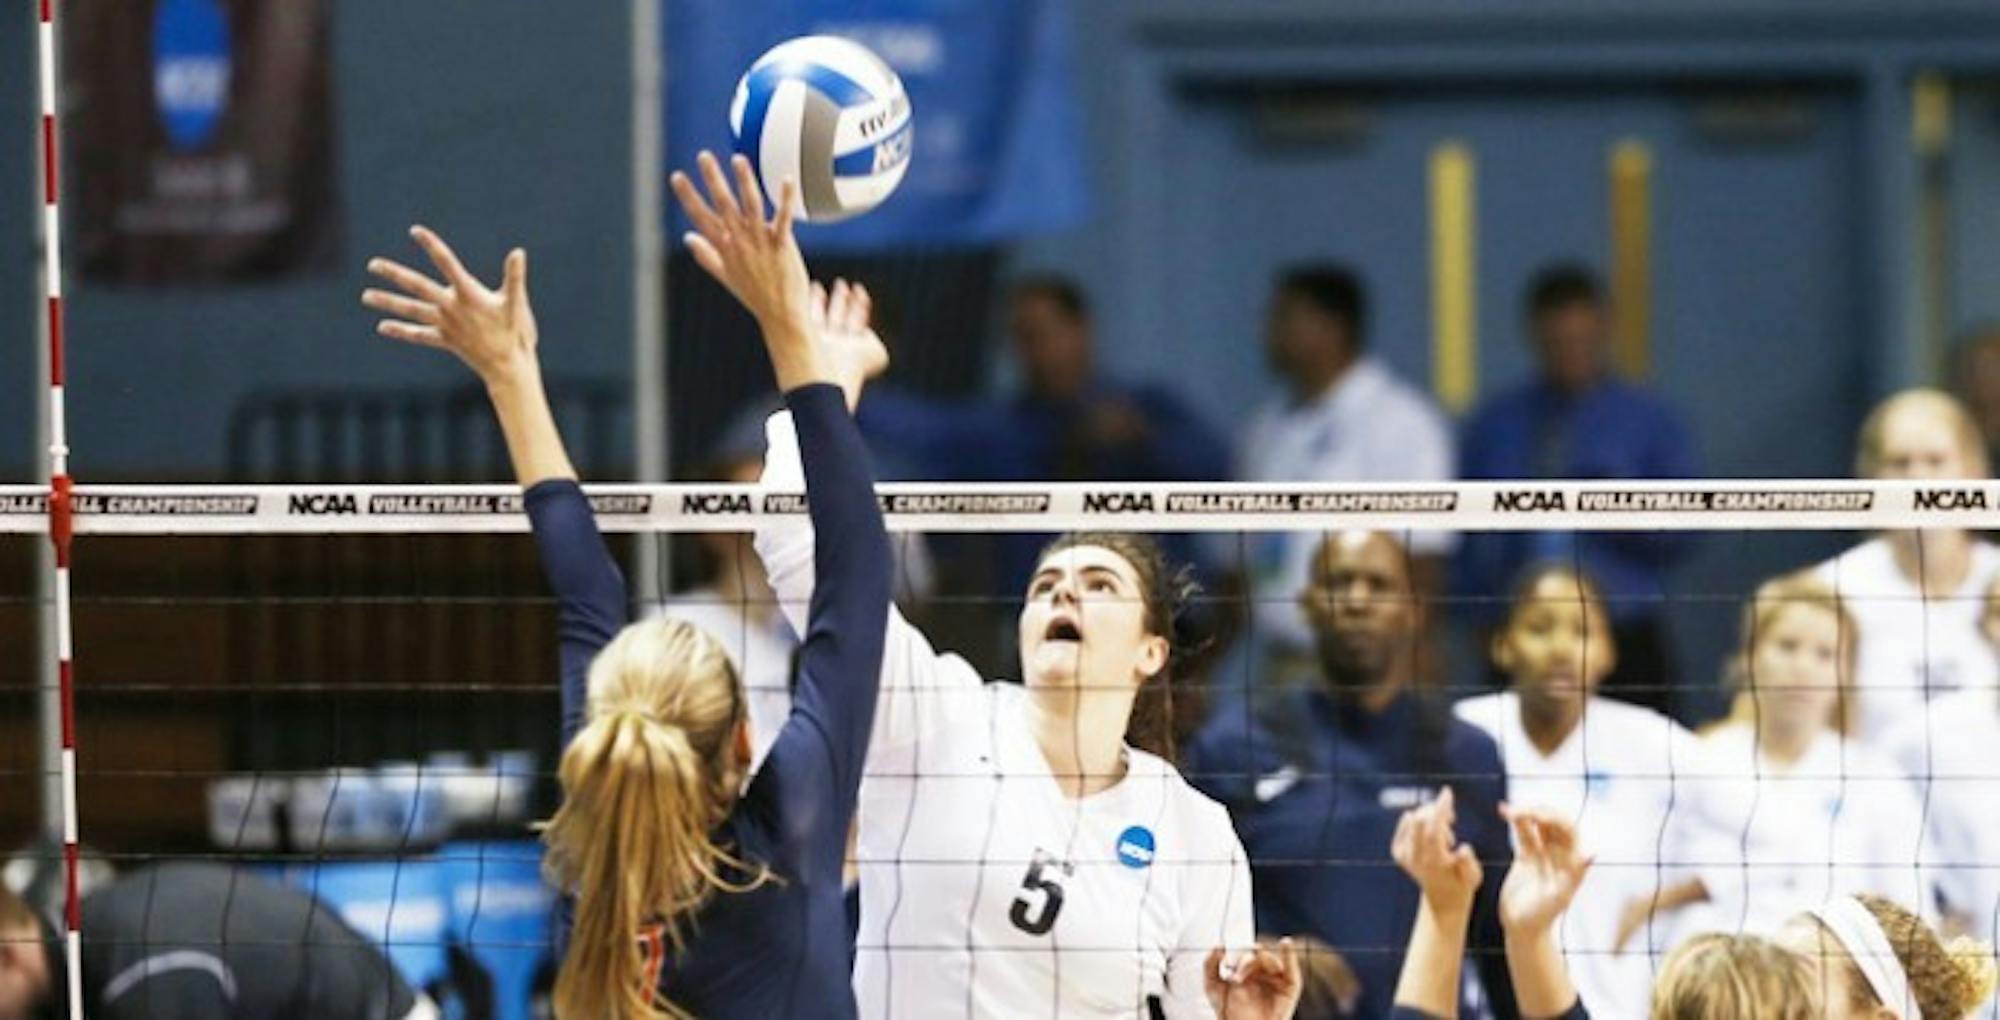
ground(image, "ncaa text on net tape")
xmin=1 ymin=478 xmax=1997 ymax=535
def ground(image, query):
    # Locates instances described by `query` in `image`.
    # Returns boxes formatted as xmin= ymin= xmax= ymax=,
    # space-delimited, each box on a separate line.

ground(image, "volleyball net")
xmin=4 ymin=477 xmax=1997 ymax=1016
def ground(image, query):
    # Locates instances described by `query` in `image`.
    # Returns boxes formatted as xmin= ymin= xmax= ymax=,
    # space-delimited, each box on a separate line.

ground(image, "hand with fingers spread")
xmin=363 ymin=225 xmax=538 ymax=387
xmin=1497 ymin=804 xmax=1593 ymax=939
xmin=1203 ymin=937 xmax=1303 ymax=1020
xmin=361 ymin=226 xmax=571 ymax=486
xmin=809 ymin=278 xmax=888 ymax=412
xmin=1391 ymin=787 xmax=1484 ymax=917
xmin=670 ymin=150 xmax=830 ymax=394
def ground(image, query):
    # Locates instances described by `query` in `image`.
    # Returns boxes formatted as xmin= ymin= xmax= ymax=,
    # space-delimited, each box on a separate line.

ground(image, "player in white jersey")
xmin=1815 ymin=389 xmax=2000 ymax=746
xmin=1455 ymin=564 xmax=1733 ymax=1019
xmin=1883 ymin=573 xmax=2000 ymax=1017
xmin=1682 ymin=572 xmax=1931 ymax=939
xmin=754 ymin=301 xmax=1290 ymax=1019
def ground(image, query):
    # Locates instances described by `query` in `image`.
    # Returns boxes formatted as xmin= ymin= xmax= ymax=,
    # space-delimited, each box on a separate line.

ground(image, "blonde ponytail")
xmin=1854 ymin=894 xmax=2000 ymax=1019
xmin=539 ymin=618 xmax=765 ymax=1019
xmin=1944 ymin=935 xmax=1999 ymax=1017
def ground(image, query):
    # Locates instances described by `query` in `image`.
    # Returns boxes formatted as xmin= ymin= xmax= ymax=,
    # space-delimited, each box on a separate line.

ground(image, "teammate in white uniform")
xmin=755 ymin=307 xmax=1288 ymax=1019
xmin=1883 ymin=574 xmax=2000 ymax=1016
xmin=1815 ymin=389 xmax=2000 ymax=746
xmin=1456 ymin=565 xmax=1732 ymax=1019
xmin=1682 ymin=572 xmax=1931 ymax=939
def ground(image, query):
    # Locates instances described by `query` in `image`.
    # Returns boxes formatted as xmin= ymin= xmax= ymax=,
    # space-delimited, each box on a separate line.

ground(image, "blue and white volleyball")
xmin=730 ymin=36 xmax=913 ymax=223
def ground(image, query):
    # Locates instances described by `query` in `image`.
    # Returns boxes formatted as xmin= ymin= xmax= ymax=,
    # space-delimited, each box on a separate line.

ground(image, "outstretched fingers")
xmin=731 ymin=153 xmax=768 ymax=226
xmin=698 ymin=151 xmax=744 ymax=226
xmin=670 ymin=169 xmax=728 ymax=243
xmin=376 ymin=319 xmax=444 ymax=349
xmin=409 ymin=225 xmax=480 ymax=295
xmin=366 ymin=257 xmax=448 ymax=306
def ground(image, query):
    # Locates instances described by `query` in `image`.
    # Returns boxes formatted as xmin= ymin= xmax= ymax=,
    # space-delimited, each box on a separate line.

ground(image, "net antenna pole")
xmin=632 ymin=0 xmax=669 ymax=607
xmin=33 ymin=2 xmax=84 ymax=1016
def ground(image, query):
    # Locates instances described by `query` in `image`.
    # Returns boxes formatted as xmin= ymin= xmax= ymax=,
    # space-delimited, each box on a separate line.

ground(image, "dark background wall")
xmin=0 ymin=0 xmax=636 ymax=482
xmin=8 ymin=1 xmax=2000 ymax=780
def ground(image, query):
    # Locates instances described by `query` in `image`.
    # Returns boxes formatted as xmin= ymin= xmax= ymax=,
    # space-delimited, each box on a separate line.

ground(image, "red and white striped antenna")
xmin=35 ymin=1 xmax=82 ymax=1016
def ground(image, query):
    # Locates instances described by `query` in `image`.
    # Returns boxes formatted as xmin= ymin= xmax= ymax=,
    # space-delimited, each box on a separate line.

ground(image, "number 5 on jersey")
xmin=1009 ymin=849 xmax=1074 ymax=936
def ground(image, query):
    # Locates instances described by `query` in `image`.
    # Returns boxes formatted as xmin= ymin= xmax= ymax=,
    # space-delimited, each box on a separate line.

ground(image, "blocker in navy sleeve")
xmin=527 ymin=382 xmax=890 ymax=1020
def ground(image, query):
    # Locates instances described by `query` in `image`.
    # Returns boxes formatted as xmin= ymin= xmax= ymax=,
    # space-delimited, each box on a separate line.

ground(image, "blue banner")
xmin=667 ymin=0 xmax=1088 ymax=249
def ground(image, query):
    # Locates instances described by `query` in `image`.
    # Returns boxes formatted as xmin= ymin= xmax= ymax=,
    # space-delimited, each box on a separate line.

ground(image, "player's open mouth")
xmin=1045 ymin=618 xmax=1083 ymax=643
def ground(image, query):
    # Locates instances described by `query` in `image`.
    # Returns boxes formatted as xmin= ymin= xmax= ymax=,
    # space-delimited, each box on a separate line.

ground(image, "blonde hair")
xmin=1725 ymin=572 xmax=1860 ymax=737
xmin=1842 ymin=894 xmax=1999 ymax=1019
xmin=1856 ymin=388 xmax=1990 ymax=479
xmin=539 ymin=618 xmax=764 ymax=1020
xmin=1650 ymin=932 xmax=1821 ymax=1020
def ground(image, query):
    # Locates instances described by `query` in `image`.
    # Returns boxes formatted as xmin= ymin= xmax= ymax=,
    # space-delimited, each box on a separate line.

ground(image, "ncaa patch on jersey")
xmin=1115 ymin=826 xmax=1156 ymax=869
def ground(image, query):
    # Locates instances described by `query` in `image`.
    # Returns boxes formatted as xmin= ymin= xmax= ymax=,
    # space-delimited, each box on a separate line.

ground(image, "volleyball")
xmin=729 ymin=35 xmax=913 ymax=223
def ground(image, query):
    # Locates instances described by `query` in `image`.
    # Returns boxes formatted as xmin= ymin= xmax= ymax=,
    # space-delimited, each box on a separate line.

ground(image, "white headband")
xmin=1807 ymin=896 xmax=1912 ymax=1019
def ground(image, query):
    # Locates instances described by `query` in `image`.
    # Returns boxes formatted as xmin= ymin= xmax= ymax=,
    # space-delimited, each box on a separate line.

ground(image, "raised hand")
xmin=670 ymin=151 xmax=810 ymax=333
xmin=1204 ymin=938 xmax=1303 ymax=1020
xmin=1498 ymin=803 xmax=1594 ymax=937
xmin=362 ymin=226 xmax=571 ymax=485
xmin=363 ymin=226 xmax=537 ymax=386
xmin=1391 ymin=786 xmax=1483 ymax=917
xmin=670 ymin=150 xmax=828 ymax=393
xmin=810 ymin=278 xmax=888 ymax=411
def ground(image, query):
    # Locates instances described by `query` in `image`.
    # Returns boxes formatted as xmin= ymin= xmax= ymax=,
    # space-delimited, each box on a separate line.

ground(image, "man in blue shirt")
xmin=1455 ymin=265 xmax=1699 ymax=716
xmin=1185 ymin=531 xmax=1515 ymax=1020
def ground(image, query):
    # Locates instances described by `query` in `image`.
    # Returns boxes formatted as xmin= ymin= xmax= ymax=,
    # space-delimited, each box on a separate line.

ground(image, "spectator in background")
xmin=1456 ymin=265 xmax=1699 ymax=715
xmin=1184 ymin=531 xmax=1514 ymax=1019
xmin=1680 ymin=572 xmax=1930 ymax=939
xmin=1456 ymin=564 xmax=1733 ymax=1019
xmin=1235 ymin=264 xmax=1456 ymax=680
xmin=1952 ymin=322 xmax=2000 ymax=468
xmin=858 ymin=274 xmax=1230 ymax=594
xmin=1815 ymin=389 xmax=1998 ymax=745
xmin=1883 ymin=574 xmax=2000 ymax=984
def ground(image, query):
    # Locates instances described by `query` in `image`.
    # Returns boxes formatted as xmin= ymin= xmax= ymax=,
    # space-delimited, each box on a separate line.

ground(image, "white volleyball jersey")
xmin=1884 ymin=689 xmax=2000 ymax=931
xmin=1883 ymin=688 xmax=2000 ymax=1018
xmin=1681 ymin=724 xmax=1930 ymax=936
xmin=759 ymin=412 xmax=1256 ymax=1019
xmin=1814 ymin=537 xmax=2000 ymax=745
xmin=1456 ymin=692 xmax=1735 ymax=1020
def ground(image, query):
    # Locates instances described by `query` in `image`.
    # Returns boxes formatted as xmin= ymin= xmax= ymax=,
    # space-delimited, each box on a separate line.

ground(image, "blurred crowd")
xmin=672 ymin=262 xmax=2000 ymax=1018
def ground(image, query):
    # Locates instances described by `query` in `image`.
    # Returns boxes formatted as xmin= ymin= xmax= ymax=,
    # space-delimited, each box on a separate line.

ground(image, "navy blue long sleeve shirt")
xmin=1455 ymin=379 xmax=1699 ymax=624
xmin=1183 ymin=689 xmax=1516 ymax=1020
xmin=528 ymin=382 xmax=890 ymax=1020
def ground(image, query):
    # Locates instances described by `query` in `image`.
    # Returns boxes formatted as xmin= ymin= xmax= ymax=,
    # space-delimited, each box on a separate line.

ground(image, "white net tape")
xmin=0 ymin=478 xmax=1989 ymax=534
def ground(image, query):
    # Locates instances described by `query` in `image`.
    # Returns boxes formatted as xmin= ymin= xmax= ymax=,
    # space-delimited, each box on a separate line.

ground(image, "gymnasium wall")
xmin=0 ymin=0 xmax=636 ymax=482
xmin=8 ymin=0 xmax=2000 ymax=482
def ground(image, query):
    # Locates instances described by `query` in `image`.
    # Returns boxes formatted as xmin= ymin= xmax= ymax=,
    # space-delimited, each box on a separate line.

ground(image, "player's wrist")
xmin=756 ymin=308 xmax=814 ymax=349
xmin=1421 ymin=892 xmax=1474 ymax=925
xmin=481 ymin=356 xmax=545 ymax=400
xmin=1503 ymin=922 xmax=1555 ymax=946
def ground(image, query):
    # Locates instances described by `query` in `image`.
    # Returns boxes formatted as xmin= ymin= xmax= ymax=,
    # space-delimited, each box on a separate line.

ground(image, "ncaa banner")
xmin=667 ymin=0 xmax=1089 ymax=249
xmin=67 ymin=0 xmax=337 ymax=284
